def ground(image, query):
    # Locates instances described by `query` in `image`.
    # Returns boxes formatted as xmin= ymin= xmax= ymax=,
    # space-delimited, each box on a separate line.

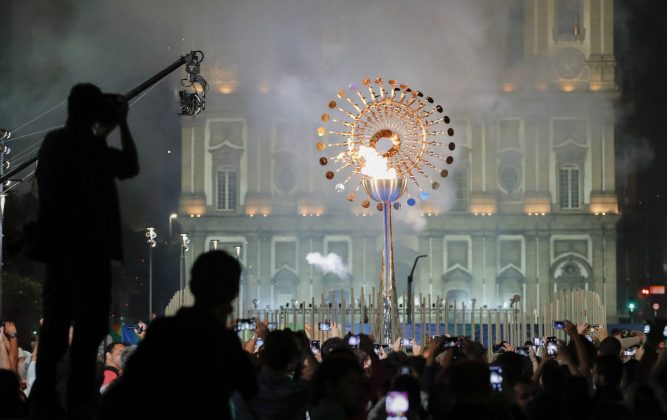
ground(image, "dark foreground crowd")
xmin=2 ymin=250 xmax=667 ymax=420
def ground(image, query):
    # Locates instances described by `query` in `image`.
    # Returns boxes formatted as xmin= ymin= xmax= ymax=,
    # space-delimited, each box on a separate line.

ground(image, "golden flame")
xmin=359 ymin=146 xmax=396 ymax=179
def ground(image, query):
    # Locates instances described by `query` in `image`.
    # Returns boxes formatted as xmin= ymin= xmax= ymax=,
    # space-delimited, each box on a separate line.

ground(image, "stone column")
xmin=471 ymin=233 xmax=486 ymax=303
xmin=485 ymin=232 xmax=498 ymax=307
xmin=536 ymin=232 xmax=551 ymax=311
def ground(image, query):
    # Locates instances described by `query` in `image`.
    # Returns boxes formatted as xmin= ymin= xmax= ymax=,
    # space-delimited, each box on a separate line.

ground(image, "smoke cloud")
xmin=306 ymin=252 xmax=351 ymax=279
xmin=4 ymin=0 xmax=620 ymax=232
xmin=397 ymin=206 xmax=427 ymax=232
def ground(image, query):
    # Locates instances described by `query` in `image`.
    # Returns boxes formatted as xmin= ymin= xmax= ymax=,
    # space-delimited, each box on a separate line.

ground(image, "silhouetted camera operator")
xmin=31 ymin=83 xmax=139 ymax=420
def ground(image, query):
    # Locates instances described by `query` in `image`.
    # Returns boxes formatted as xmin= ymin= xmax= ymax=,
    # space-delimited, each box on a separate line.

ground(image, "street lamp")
xmin=407 ymin=255 xmax=427 ymax=325
xmin=180 ymin=233 xmax=190 ymax=308
xmin=168 ymin=213 xmax=178 ymax=238
xmin=233 ymin=244 xmax=243 ymax=319
xmin=145 ymin=227 xmax=157 ymax=320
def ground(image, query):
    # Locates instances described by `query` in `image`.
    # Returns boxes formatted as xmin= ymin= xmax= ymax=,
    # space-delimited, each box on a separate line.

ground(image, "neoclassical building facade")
xmin=177 ymin=0 xmax=620 ymax=318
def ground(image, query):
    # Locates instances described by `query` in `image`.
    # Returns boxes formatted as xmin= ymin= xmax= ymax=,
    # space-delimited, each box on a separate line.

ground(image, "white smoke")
xmin=398 ymin=206 xmax=427 ymax=232
xmin=306 ymin=252 xmax=351 ymax=278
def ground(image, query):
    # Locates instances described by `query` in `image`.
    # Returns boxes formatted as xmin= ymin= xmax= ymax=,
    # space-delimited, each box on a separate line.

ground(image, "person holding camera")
xmin=31 ymin=83 xmax=139 ymax=420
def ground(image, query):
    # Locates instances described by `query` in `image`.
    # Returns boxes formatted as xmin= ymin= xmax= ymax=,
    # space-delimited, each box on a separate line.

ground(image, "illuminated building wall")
xmin=178 ymin=0 xmax=620 ymax=318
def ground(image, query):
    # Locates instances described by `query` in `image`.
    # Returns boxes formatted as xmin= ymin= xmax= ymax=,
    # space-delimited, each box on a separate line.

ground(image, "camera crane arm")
xmin=0 ymin=50 xmax=208 ymax=186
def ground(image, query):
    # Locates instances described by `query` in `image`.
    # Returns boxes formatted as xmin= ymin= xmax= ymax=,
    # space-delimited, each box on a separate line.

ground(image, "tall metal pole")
xmin=381 ymin=202 xmax=394 ymax=345
xmin=0 ymin=192 xmax=4 ymax=317
xmin=234 ymin=245 xmax=243 ymax=319
xmin=169 ymin=213 xmax=178 ymax=240
xmin=146 ymin=228 xmax=157 ymax=319
xmin=407 ymin=255 xmax=427 ymax=325
xmin=363 ymin=178 xmax=407 ymax=345
xmin=0 ymin=131 xmax=8 ymax=317
xmin=180 ymin=234 xmax=190 ymax=308
xmin=149 ymin=243 xmax=153 ymax=319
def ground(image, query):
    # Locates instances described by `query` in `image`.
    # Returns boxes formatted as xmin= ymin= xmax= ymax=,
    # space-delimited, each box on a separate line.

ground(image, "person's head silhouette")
xmin=67 ymin=83 xmax=106 ymax=127
xmin=189 ymin=250 xmax=242 ymax=320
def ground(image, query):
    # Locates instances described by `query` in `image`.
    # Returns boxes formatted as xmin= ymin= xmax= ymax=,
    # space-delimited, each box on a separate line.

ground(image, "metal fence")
xmin=165 ymin=287 xmax=605 ymax=356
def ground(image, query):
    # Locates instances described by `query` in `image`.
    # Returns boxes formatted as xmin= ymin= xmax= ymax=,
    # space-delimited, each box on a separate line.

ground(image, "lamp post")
xmin=0 ymin=130 xmax=10 ymax=317
xmin=168 ymin=213 xmax=178 ymax=239
xmin=234 ymin=245 xmax=243 ymax=319
xmin=407 ymin=255 xmax=427 ymax=325
xmin=180 ymin=233 xmax=190 ymax=308
xmin=145 ymin=227 xmax=157 ymax=320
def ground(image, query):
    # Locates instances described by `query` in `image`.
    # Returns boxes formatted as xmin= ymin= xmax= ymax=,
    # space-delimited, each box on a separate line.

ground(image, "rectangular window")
xmin=217 ymin=169 xmax=237 ymax=211
xmin=559 ymin=165 xmax=580 ymax=209
xmin=326 ymin=241 xmax=349 ymax=265
xmin=275 ymin=240 xmax=297 ymax=271
xmin=506 ymin=0 xmax=524 ymax=66
xmin=556 ymin=0 xmax=583 ymax=36
xmin=451 ymin=171 xmax=468 ymax=212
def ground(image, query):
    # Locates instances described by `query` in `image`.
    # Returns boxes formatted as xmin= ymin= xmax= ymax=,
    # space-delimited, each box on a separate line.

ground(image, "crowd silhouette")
xmin=3 ymin=244 xmax=667 ymax=419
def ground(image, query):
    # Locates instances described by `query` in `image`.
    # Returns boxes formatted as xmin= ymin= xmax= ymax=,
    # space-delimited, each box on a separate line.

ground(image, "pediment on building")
xmin=552 ymin=139 xmax=588 ymax=161
xmin=442 ymin=265 xmax=472 ymax=283
xmin=497 ymin=265 xmax=525 ymax=283
xmin=210 ymin=143 xmax=244 ymax=166
xmin=272 ymin=267 xmax=299 ymax=292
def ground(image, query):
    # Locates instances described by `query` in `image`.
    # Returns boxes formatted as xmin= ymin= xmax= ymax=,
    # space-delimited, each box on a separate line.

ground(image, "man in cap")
xmin=31 ymin=83 xmax=139 ymax=419
xmin=98 ymin=250 xmax=257 ymax=420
